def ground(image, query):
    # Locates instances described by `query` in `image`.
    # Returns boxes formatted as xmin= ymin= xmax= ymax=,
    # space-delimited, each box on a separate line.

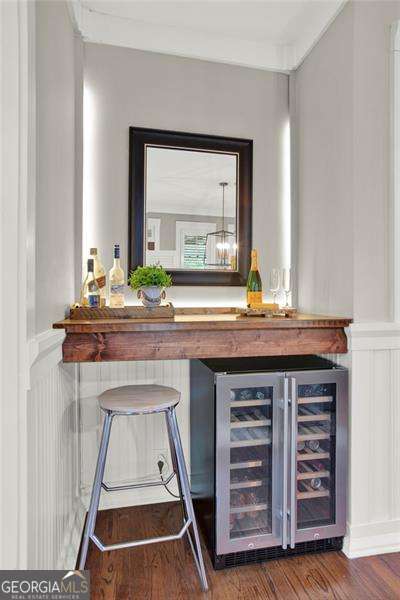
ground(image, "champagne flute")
xmin=269 ymin=268 xmax=281 ymax=305
xmin=282 ymin=267 xmax=291 ymax=308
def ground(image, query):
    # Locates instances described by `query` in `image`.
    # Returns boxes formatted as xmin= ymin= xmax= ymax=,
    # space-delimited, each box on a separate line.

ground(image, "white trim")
xmin=0 ymin=0 xmax=34 ymax=569
xmin=348 ymin=322 xmax=400 ymax=350
xmin=343 ymin=519 xmax=400 ymax=559
xmin=77 ymin=5 xmax=292 ymax=73
xmin=68 ymin=1 xmax=347 ymax=73
xmin=28 ymin=329 xmax=66 ymax=389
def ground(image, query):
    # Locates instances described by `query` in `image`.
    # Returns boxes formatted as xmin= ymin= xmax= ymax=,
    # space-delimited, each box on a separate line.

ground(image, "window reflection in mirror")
xmin=145 ymin=146 xmax=238 ymax=271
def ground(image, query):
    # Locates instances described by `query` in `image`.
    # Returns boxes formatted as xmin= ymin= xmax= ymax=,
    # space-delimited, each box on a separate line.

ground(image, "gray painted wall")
xmin=294 ymin=3 xmax=354 ymax=317
xmin=84 ymin=43 xmax=289 ymax=304
xmin=295 ymin=0 xmax=400 ymax=321
xmin=35 ymin=0 xmax=82 ymax=332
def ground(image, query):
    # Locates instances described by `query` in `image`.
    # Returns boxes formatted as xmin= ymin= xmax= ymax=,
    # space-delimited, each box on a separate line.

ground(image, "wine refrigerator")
xmin=190 ymin=355 xmax=348 ymax=569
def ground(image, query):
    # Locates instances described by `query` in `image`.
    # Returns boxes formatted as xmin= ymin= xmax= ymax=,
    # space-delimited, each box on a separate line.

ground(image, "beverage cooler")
xmin=190 ymin=355 xmax=348 ymax=569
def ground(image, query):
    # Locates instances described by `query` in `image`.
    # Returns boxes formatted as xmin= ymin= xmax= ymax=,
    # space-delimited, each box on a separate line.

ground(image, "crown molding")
xmin=68 ymin=1 xmax=347 ymax=72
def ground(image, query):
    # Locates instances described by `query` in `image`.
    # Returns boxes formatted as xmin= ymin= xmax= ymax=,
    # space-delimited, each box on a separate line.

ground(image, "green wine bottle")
xmin=247 ymin=249 xmax=262 ymax=307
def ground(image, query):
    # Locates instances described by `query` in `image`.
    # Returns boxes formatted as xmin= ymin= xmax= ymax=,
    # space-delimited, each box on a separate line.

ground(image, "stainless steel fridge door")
xmin=287 ymin=369 xmax=348 ymax=547
xmin=215 ymin=373 xmax=286 ymax=555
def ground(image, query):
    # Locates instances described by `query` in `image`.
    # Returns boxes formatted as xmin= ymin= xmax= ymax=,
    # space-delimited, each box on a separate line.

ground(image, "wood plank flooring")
xmin=85 ymin=502 xmax=400 ymax=599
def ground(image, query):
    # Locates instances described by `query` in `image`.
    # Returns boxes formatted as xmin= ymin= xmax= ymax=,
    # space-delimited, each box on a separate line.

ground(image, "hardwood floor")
xmin=85 ymin=502 xmax=400 ymax=599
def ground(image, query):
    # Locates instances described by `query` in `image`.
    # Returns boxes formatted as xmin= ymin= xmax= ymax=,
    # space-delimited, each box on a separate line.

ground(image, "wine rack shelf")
xmin=298 ymin=395 xmax=333 ymax=405
xmin=230 ymin=459 xmax=266 ymax=470
xmin=298 ymin=407 xmax=331 ymax=422
xmin=230 ymin=503 xmax=268 ymax=514
xmin=231 ymin=438 xmax=271 ymax=448
xmin=230 ymin=399 xmax=271 ymax=408
xmin=231 ymin=418 xmax=271 ymax=429
xmin=230 ymin=512 xmax=271 ymax=537
xmin=297 ymin=424 xmax=330 ymax=442
xmin=297 ymin=470 xmax=330 ymax=481
xmin=297 ymin=449 xmax=330 ymax=461
xmin=297 ymin=481 xmax=330 ymax=500
xmin=230 ymin=479 xmax=264 ymax=490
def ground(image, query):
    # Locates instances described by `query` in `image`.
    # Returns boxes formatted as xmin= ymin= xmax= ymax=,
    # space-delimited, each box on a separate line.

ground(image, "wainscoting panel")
xmin=343 ymin=325 xmax=400 ymax=558
xmin=27 ymin=332 xmax=84 ymax=570
xmin=79 ymin=360 xmax=190 ymax=509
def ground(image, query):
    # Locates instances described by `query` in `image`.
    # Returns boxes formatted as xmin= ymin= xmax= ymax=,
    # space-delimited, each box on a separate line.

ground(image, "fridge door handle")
xmin=289 ymin=377 xmax=297 ymax=549
xmin=282 ymin=378 xmax=289 ymax=550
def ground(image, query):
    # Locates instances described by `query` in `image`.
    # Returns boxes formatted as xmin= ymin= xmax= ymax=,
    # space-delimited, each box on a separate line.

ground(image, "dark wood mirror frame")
xmin=128 ymin=126 xmax=253 ymax=286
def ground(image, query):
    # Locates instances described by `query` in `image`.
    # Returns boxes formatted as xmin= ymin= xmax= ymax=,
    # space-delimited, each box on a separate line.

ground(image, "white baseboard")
xmin=343 ymin=519 xmax=400 ymax=558
xmin=57 ymin=496 xmax=86 ymax=570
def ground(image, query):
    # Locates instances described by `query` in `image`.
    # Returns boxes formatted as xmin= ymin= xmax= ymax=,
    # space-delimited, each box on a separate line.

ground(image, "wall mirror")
xmin=129 ymin=127 xmax=252 ymax=285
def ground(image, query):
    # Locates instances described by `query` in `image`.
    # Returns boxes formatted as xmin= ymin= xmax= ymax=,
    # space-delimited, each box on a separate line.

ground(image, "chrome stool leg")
xmin=78 ymin=411 xmax=113 ymax=569
xmin=166 ymin=407 xmax=208 ymax=592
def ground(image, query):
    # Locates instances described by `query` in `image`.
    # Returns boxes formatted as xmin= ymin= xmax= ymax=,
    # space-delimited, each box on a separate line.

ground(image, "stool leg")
xmin=78 ymin=411 xmax=113 ymax=570
xmin=166 ymin=407 xmax=208 ymax=592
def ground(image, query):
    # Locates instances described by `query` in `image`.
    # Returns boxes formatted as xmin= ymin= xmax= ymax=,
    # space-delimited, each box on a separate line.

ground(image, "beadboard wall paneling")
xmin=79 ymin=360 xmax=190 ymax=509
xmin=27 ymin=359 xmax=84 ymax=569
xmin=343 ymin=325 xmax=400 ymax=558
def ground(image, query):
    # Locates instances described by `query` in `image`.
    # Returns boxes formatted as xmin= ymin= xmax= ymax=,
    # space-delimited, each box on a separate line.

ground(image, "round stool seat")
xmin=98 ymin=384 xmax=180 ymax=414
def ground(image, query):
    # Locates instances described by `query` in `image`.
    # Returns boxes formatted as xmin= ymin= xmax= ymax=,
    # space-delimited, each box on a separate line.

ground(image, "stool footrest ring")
xmin=90 ymin=519 xmax=191 ymax=552
xmin=101 ymin=472 xmax=175 ymax=492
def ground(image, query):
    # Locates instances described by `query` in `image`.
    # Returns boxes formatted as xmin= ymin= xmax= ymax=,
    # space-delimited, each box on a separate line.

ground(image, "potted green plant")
xmin=128 ymin=265 xmax=172 ymax=307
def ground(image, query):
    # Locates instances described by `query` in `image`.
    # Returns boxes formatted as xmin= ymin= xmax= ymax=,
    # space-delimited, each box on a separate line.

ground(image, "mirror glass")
xmin=145 ymin=146 xmax=238 ymax=270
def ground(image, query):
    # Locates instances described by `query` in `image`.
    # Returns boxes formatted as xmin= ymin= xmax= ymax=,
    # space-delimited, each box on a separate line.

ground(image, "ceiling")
xmin=71 ymin=0 xmax=347 ymax=71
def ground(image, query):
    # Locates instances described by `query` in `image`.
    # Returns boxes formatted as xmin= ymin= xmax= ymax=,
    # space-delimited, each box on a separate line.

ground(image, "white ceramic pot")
xmin=138 ymin=286 xmax=166 ymax=307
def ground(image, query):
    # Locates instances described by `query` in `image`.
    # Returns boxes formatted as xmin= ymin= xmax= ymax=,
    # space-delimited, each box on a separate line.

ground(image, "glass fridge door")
xmin=215 ymin=373 xmax=284 ymax=555
xmin=289 ymin=370 xmax=348 ymax=544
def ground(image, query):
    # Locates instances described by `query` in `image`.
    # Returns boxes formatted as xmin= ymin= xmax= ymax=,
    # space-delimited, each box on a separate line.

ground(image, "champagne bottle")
xmin=247 ymin=249 xmax=262 ymax=306
xmin=90 ymin=247 xmax=106 ymax=308
xmin=82 ymin=258 xmax=100 ymax=308
xmin=109 ymin=244 xmax=125 ymax=308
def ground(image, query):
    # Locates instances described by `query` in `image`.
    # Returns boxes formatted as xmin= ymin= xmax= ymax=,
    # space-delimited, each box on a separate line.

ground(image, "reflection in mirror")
xmin=145 ymin=147 xmax=238 ymax=270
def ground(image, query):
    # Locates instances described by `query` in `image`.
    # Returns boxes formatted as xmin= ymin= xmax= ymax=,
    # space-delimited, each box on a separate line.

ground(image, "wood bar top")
xmin=54 ymin=310 xmax=352 ymax=363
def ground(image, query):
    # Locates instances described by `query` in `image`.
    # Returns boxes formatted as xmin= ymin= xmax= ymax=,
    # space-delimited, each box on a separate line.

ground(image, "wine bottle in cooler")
xmin=109 ymin=244 xmax=125 ymax=308
xmin=247 ymin=249 xmax=262 ymax=306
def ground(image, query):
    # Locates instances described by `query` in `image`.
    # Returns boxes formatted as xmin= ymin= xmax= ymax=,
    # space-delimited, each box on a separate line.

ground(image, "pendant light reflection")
xmin=204 ymin=182 xmax=237 ymax=269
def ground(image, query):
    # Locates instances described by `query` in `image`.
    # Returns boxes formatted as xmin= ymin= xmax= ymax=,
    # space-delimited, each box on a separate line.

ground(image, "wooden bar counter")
xmin=53 ymin=310 xmax=352 ymax=363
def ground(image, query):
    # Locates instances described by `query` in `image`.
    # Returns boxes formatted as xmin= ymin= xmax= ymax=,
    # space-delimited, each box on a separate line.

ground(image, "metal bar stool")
xmin=78 ymin=384 xmax=208 ymax=591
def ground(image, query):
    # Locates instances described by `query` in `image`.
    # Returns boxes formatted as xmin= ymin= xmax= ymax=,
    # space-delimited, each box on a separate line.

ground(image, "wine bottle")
xmin=247 ymin=249 xmax=262 ymax=307
xmin=307 ymin=440 xmax=320 ymax=451
xmin=310 ymin=477 xmax=322 ymax=490
xmin=82 ymin=258 xmax=100 ymax=308
xmin=90 ymin=247 xmax=106 ymax=308
xmin=109 ymin=244 xmax=125 ymax=308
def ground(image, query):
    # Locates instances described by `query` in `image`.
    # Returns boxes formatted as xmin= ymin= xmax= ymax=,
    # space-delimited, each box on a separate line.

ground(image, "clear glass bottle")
xmin=109 ymin=244 xmax=125 ymax=308
xmin=90 ymin=247 xmax=106 ymax=308
xmin=81 ymin=258 xmax=100 ymax=308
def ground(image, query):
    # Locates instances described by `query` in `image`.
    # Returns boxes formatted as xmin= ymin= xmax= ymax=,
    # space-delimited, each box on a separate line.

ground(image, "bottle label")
xmin=88 ymin=294 xmax=100 ymax=308
xmin=110 ymin=284 xmax=124 ymax=295
xmin=96 ymin=275 xmax=106 ymax=289
xmin=247 ymin=291 xmax=263 ymax=306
